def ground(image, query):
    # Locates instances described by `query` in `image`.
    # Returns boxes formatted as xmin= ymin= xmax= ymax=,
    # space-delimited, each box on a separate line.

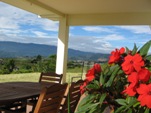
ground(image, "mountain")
xmin=0 ymin=41 xmax=109 ymax=61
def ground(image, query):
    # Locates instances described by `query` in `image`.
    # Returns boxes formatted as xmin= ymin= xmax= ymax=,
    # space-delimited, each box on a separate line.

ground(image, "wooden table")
xmin=0 ymin=82 xmax=54 ymax=106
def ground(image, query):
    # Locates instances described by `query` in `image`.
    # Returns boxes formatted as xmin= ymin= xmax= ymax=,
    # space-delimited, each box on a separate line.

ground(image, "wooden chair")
xmin=39 ymin=72 xmax=63 ymax=84
xmin=60 ymin=80 xmax=83 ymax=113
xmin=27 ymin=72 xmax=63 ymax=109
xmin=32 ymin=83 xmax=68 ymax=113
xmin=0 ymin=100 xmax=26 ymax=113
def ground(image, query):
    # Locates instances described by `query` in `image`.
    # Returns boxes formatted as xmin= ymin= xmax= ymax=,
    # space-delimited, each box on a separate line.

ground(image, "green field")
xmin=0 ymin=73 xmax=40 ymax=82
xmin=0 ymin=72 xmax=85 ymax=83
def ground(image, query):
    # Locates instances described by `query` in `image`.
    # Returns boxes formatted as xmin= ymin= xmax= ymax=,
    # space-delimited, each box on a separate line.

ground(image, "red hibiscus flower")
xmin=137 ymin=84 xmax=151 ymax=108
xmin=138 ymin=68 xmax=151 ymax=82
xmin=122 ymin=72 xmax=139 ymax=96
xmin=121 ymin=53 xmax=144 ymax=74
xmin=93 ymin=63 xmax=102 ymax=74
xmin=86 ymin=68 xmax=95 ymax=82
xmin=108 ymin=47 xmax=125 ymax=64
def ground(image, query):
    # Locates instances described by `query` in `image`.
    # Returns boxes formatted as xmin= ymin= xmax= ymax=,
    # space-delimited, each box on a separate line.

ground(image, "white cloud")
xmin=40 ymin=19 xmax=59 ymax=32
xmin=102 ymin=34 xmax=125 ymax=41
xmin=116 ymin=26 xmax=151 ymax=34
xmin=0 ymin=2 xmax=59 ymax=36
xmin=0 ymin=2 xmax=150 ymax=54
xmin=69 ymin=35 xmax=115 ymax=53
xmin=82 ymin=26 xmax=115 ymax=33
xmin=0 ymin=17 xmax=19 ymax=29
xmin=32 ymin=31 xmax=50 ymax=37
xmin=0 ymin=33 xmax=58 ymax=46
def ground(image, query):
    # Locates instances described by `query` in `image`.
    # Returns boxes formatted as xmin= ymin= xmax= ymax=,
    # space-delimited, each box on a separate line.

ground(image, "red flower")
xmin=86 ymin=68 xmax=95 ymax=82
xmin=137 ymin=84 xmax=151 ymax=108
xmin=108 ymin=47 xmax=125 ymax=64
xmin=122 ymin=83 xmax=137 ymax=96
xmin=138 ymin=68 xmax=151 ymax=82
xmin=121 ymin=54 xmax=144 ymax=74
xmin=80 ymin=81 xmax=87 ymax=94
xmin=128 ymin=72 xmax=139 ymax=83
xmin=122 ymin=72 xmax=139 ymax=96
xmin=93 ymin=63 xmax=102 ymax=74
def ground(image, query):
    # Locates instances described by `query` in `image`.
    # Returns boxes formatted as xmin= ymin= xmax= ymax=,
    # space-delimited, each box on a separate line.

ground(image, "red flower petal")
xmin=137 ymin=84 xmax=148 ymax=95
xmin=93 ymin=63 xmax=102 ymax=74
xmin=108 ymin=47 xmax=124 ymax=64
xmin=138 ymin=68 xmax=151 ymax=82
xmin=122 ymin=54 xmax=144 ymax=74
xmin=128 ymin=72 xmax=138 ymax=83
xmin=137 ymin=84 xmax=151 ymax=108
xmin=122 ymin=83 xmax=137 ymax=96
xmin=119 ymin=47 xmax=125 ymax=54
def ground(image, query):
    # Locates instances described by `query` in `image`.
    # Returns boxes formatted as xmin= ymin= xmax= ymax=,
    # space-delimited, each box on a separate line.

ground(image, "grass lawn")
xmin=0 ymin=73 xmax=40 ymax=82
xmin=0 ymin=72 xmax=85 ymax=83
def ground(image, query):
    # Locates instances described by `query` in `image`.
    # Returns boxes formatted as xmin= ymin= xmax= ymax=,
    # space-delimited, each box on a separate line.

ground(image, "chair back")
xmin=34 ymin=83 xmax=68 ymax=113
xmin=61 ymin=80 xmax=83 ymax=113
xmin=39 ymin=72 xmax=63 ymax=84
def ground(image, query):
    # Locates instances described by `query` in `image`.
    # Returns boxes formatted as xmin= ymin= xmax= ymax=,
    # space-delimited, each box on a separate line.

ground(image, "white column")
xmin=56 ymin=16 xmax=69 ymax=83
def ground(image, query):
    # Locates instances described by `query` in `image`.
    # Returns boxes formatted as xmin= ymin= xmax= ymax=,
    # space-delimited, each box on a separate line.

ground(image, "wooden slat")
xmin=41 ymin=77 xmax=60 ymax=82
xmin=60 ymin=80 xmax=84 ymax=113
xmin=34 ymin=83 xmax=68 ymax=113
xmin=39 ymin=72 xmax=63 ymax=84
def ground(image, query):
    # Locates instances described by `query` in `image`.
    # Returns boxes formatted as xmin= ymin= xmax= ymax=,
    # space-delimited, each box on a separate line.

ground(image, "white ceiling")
xmin=1 ymin=0 xmax=151 ymax=25
xmin=41 ymin=0 xmax=151 ymax=14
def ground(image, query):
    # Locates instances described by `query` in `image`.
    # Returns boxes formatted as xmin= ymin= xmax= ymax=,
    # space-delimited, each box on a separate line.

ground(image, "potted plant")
xmin=77 ymin=40 xmax=151 ymax=113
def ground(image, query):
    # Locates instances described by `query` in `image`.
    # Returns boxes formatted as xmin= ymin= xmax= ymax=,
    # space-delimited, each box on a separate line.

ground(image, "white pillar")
xmin=56 ymin=16 xmax=69 ymax=83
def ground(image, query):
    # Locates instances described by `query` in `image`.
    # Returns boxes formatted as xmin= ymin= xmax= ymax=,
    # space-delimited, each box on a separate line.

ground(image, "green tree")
xmin=36 ymin=55 xmax=42 ymax=61
xmin=3 ymin=59 xmax=15 ymax=74
xmin=43 ymin=54 xmax=56 ymax=72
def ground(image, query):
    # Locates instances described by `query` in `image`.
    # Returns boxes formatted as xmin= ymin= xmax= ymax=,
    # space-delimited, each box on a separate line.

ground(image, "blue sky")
xmin=0 ymin=2 xmax=151 ymax=54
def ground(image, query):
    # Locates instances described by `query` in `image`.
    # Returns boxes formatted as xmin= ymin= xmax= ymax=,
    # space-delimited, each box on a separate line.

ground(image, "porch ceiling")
xmin=1 ymin=0 xmax=151 ymax=25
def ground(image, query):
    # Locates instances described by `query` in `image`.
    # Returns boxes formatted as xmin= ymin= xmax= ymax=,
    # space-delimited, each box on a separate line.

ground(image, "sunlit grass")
xmin=0 ymin=72 xmax=85 ymax=83
xmin=0 ymin=73 xmax=40 ymax=83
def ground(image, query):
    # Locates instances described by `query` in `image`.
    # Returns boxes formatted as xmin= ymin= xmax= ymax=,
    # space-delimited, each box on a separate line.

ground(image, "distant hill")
xmin=0 ymin=41 xmax=109 ymax=61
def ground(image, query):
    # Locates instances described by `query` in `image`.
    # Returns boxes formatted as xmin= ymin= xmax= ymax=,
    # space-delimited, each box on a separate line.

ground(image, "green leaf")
xmin=117 ymin=69 xmax=124 ymax=75
xmin=127 ymin=109 xmax=132 ymax=113
xmin=105 ymin=65 xmax=121 ymax=87
xmin=115 ymin=99 xmax=127 ymax=106
xmin=89 ymin=108 xmax=97 ymax=113
xmin=144 ymin=108 xmax=150 ymax=113
xmin=133 ymin=101 xmax=140 ymax=107
xmin=126 ymin=96 xmax=137 ymax=104
xmin=87 ymin=80 xmax=100 ymax=90
xmin=102 ymin=64 xmax=111 ymax=75
xmin=100 ymin=73 xmax=105 ymax=85
xmin=99 ymin=104 xmax=108 ymax=113
xmin=125 ymin=97 xmax=138 ymax=110
xmin=76 ymin=102 xmax=99 ymax=113
xmin=77 ymin=94 xmax=95 ymax=110
xmin=125 ymin=47 xmax=130 ymax=54
xmin=131 ymin=43 xmax=138 ymax=55
xmin=114 ymin=106 xmax=126 ymax=113
xmin=94 ymin=80 xmax=100 ymax=87
xmin=99 ymin=93 xmax=107 ymax=105
xmin=139 ymin=40 xmax=151 ymax=56
xmin=146 ymin=54 xmax=151 ymax=61
xmin=148 ymin=67 xmax=151 ymax=71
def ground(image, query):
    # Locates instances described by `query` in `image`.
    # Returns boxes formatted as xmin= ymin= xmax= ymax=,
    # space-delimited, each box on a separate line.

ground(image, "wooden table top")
xmin=0 ymin=82 xmax=54 ymax=106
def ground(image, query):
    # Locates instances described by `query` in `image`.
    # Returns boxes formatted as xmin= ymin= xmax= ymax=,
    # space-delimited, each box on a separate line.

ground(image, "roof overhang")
xmin=1 ymin=0 xmax=151 ymax=25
